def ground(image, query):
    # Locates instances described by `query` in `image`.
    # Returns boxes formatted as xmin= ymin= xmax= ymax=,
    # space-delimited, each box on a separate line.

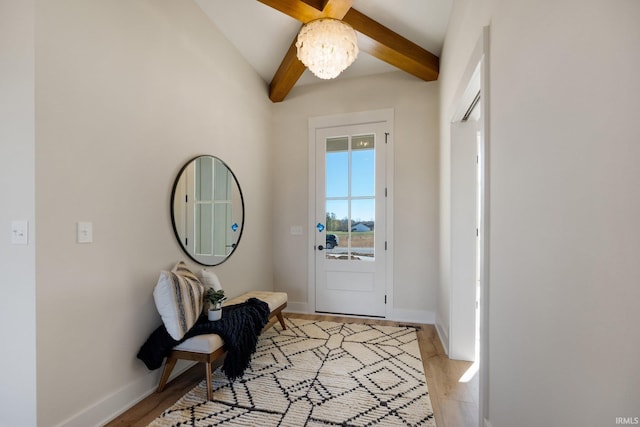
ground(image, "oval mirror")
xmin=171 ymin=155 xmax=244 ymax=266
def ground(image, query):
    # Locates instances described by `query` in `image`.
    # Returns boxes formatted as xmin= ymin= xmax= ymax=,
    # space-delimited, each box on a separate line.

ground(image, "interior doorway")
xmin=449 ymin=27 xmax=490 ymax=427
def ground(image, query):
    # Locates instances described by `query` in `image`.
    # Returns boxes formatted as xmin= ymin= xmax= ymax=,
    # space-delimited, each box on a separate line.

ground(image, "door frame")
xmin=449 ymin=27 xmax=490 ymax=427
xmin=307 ymin=109 xmax=394 ymax=318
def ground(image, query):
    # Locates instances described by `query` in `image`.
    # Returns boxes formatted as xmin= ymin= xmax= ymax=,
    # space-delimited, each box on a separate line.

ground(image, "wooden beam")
xmin=300 ymin=0 xmax=326 ymax=12
xmin=262 ymin=0 xmax=354 ymax=102
xmin=257 ymin=0 xmax=352 ymax=23
xmin=268 ymin=36 xmax=307 ymax=102
xmin=261 ymin=0 xmax=439 ymax=101
xmin=343 ymin=8 xmax=439 ymax=81
xmin=314 ymin=0 xmax=352 ymax=20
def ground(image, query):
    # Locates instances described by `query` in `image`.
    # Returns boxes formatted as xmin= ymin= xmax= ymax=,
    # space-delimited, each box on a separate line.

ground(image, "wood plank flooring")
xmin=106 ymin=313 xmax=478 ymax=427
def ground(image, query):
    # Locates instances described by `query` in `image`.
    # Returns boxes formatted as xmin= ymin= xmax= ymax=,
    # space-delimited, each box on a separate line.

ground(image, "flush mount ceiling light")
xmin=295 ymin=18 xmax=359 ymax=80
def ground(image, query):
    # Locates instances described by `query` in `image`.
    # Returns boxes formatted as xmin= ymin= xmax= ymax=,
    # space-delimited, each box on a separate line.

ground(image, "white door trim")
xmin=449 ymin=27 xmax=491 ymax=427
xmin=308 ymin=109 xmax=394 ymax=318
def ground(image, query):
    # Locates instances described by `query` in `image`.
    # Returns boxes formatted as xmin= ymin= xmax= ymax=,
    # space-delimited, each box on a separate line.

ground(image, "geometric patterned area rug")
xmin=148 ymin=318 xmax=436 ymax=426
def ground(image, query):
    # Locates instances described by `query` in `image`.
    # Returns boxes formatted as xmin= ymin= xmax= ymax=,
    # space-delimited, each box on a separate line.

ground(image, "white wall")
xmin=0 ymin=1 xmax=37 ymax=426
xmin=32 ymin=1 xmax=273 ymax=425
xmin=440 ymin=0 xmax=640 ymax=425
xmin=271 ymin=72 xmax=440 ymax=321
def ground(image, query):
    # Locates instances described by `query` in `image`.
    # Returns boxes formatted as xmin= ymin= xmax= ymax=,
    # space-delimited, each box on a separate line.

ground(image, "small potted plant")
xmin=206 ymin=288 xmax=226 ymax=321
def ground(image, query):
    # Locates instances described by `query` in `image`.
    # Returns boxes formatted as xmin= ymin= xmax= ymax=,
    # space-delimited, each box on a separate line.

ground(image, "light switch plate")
xmin=77 ymin=222 xmax=93 ymax=243
xmin=11 ymin=220 xmax=28 ymax=245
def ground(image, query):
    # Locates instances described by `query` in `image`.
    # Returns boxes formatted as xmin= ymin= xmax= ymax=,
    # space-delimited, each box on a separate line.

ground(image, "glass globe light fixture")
xmin=295 ymin=18 xmax=359 ymax=80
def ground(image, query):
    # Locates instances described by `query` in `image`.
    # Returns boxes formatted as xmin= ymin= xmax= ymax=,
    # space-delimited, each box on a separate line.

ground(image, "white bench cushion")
xmin=224 ymin=291 xmax=287 ymax=311
xmin=173 ymin=333 xmax=223 ymax=353
xmin=172 ymin=291 xmax=287 ymax=354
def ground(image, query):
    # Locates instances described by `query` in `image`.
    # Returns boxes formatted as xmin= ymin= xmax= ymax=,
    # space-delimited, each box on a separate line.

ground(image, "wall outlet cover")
xmin=77 ymin=222 xmax=93 ymax=243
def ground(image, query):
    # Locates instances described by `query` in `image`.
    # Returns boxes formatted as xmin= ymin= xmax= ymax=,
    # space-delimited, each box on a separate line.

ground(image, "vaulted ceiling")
xmin=195 ymin=0 xmax=452 ymax=102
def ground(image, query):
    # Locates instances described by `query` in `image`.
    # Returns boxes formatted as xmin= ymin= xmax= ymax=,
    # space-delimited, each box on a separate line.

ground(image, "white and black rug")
xmin=149 ymin=318 xmax=436 ymax=426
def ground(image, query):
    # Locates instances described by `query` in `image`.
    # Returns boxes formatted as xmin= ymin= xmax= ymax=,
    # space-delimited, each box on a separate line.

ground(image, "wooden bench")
xmin=156 ymin=291 xmax=287 ymax=400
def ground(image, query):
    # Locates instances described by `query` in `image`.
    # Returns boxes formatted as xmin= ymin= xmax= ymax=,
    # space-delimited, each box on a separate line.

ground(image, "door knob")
xmin=317 ymin=245 xmax=324 ymax=251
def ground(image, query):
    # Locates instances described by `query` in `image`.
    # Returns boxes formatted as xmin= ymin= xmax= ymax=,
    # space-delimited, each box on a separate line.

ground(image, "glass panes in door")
xmin=325 ymin=134 xmax=375 ymax=261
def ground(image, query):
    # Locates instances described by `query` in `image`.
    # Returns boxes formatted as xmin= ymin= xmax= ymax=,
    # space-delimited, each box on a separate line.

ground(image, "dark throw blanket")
xmin=137 ymin=297 xmax=270 ymax=381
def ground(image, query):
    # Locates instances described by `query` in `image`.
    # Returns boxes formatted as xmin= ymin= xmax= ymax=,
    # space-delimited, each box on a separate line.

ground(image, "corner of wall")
xmin=391 ymin=308 xmax=436 ymax=325
xmin=0 ymin=1 xmax=37 ymax=426
xmin=435 ymin=316 xmax=449 ymax=355
xmin=283 ymin=300 xmax=309 ymax=314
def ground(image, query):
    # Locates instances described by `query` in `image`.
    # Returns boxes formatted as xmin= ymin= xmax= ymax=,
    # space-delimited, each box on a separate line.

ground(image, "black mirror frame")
xmin=170 ymin=155 xmax=245 ymax=266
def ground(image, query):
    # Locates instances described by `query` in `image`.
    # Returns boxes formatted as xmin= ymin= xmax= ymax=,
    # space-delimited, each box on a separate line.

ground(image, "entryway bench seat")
xmin=156 ymin=291 xmax=288 ymax=400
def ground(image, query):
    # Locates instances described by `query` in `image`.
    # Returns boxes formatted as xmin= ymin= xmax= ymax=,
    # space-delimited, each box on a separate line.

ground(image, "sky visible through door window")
xmin=326 ymin=135 xmax=375 ymax=223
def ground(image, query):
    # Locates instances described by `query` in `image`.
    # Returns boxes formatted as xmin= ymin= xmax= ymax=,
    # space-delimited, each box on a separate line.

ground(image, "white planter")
xmin=208 ymin=309 xmax=222 ymax=321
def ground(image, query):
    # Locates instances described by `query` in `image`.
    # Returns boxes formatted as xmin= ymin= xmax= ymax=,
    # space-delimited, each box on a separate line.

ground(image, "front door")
xmin=314 ymin=121 xmax=388 ymax=317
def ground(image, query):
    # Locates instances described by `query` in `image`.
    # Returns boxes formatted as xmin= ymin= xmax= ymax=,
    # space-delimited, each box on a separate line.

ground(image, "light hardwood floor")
xmin=107 ymin=313 xmax=478 ymax=427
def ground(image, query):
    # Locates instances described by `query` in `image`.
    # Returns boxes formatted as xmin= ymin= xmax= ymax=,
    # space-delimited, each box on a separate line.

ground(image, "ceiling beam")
xmin=268 ymin=36 xmax=307 ymax=102
xmin=259 ymin=0 xmax=439 ymax=102
xmin=261 ymin=0 xmax=354 ymax=102
xmin=257 ymin=0 xmax=352 ymax=23
xmin=343 ymin=8 xmax=439 ymax=81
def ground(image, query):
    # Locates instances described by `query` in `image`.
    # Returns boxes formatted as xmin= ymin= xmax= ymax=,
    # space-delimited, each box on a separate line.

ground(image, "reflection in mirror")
xmin=171 ymin=155 xmax=244 ymax=266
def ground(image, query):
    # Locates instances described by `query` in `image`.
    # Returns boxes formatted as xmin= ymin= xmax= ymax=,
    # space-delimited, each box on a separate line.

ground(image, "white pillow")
xmin=199 ymin=269 xmax=222 ymax=291
xmin=153 ymin=262 xmax=205 ymax=340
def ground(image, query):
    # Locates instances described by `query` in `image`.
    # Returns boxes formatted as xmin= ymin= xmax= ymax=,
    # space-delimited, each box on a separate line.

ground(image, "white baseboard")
xmin=58 ymin=361 xmax=195 ymax=427
xmin=435 ymin=320 xmax=449 ymax=356
xmin=283 ymin=300 xmax=308 ymax=314
xmin=285 ymin=302 xmax=435 ymax=325
xmin=390 ymin=308 xmax=435 ymax=324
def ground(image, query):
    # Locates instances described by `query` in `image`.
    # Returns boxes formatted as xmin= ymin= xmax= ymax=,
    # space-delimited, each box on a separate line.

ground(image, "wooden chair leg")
xmin=205 ymin=361 xmax=213 ymax=400
xmin=156 ymin=356 xmax=177 ymax=393
xmin=276 ymin=312 xmax=286 ymax=330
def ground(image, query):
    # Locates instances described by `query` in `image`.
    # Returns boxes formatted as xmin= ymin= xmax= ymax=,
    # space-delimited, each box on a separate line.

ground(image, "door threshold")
xmin=315 ymin=310 xmax=385 ymax=319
